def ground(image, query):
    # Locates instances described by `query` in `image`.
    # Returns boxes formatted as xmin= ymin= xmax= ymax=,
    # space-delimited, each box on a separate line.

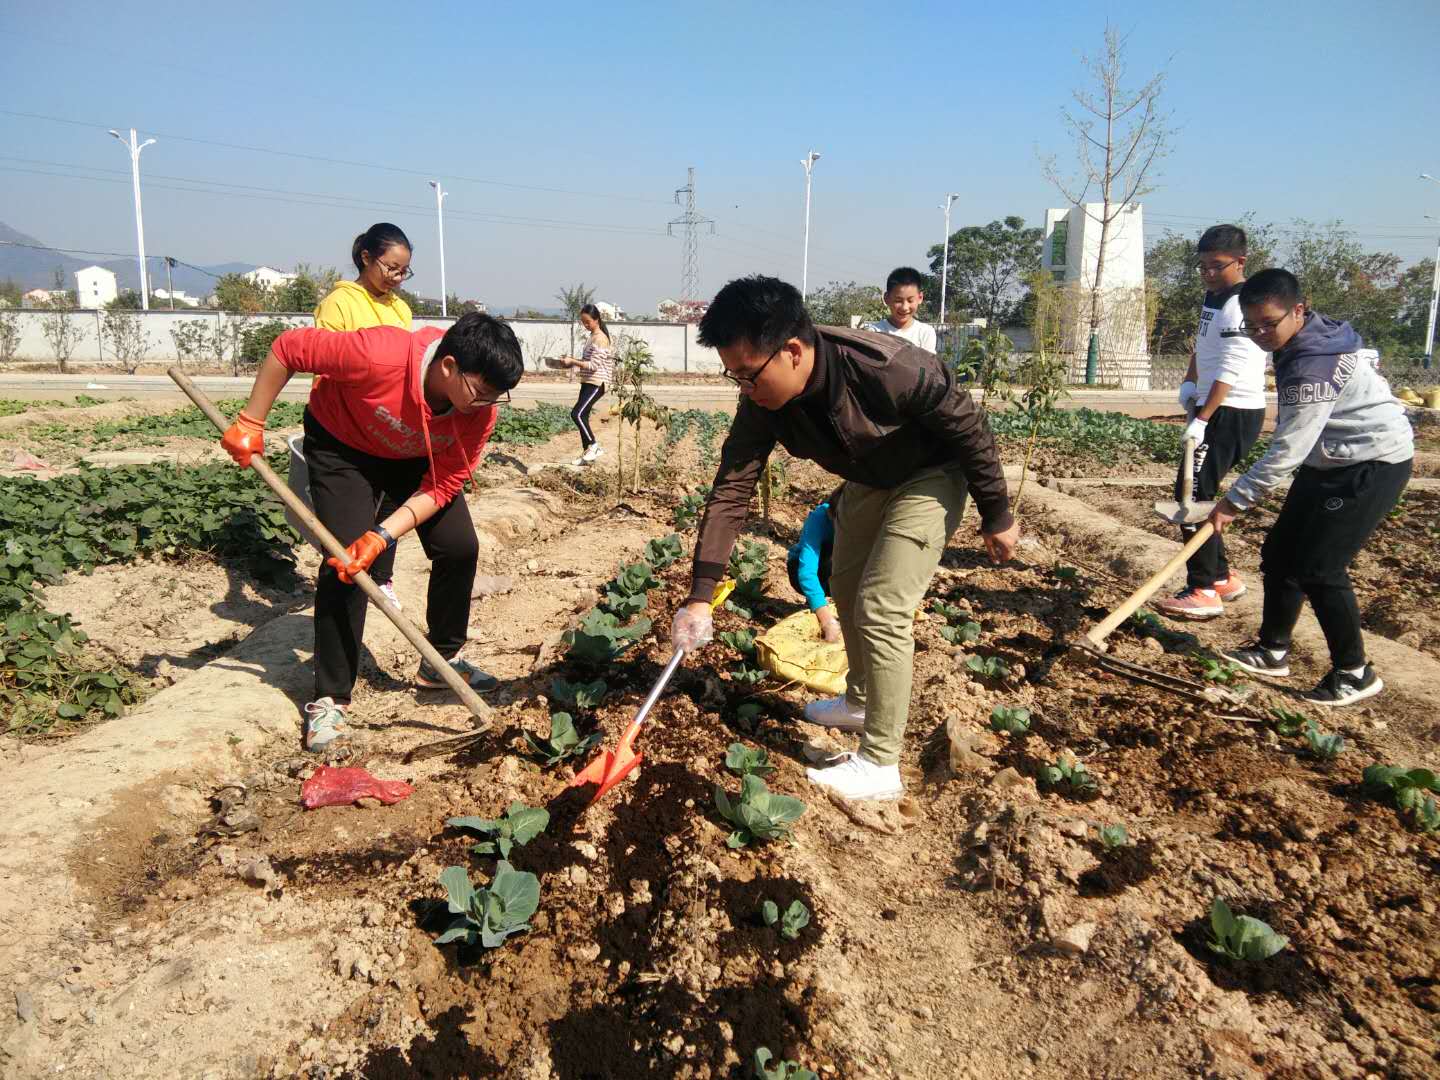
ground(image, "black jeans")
xmin=1176 ymin=405 xmax=1265 ymax=588
xmin=1257 ymin=458 xmax=1412 ymax=671
xmin=303 ymin=410 xmax=478 ymax=704
xmin=572 ymin=383 xmax=605 ymax=449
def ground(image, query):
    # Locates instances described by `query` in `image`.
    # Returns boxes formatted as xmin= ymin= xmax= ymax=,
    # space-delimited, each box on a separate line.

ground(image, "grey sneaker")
xmin=303 ymin=697 xmax=347 ymax=752
xmin=416 ymin=657 xmax=499 ymax=692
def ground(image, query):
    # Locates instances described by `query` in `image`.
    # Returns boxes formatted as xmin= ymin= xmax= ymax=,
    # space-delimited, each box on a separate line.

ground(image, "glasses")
xmin=460 ymin=372 xmax=511 ymax=406
xmin=721 ymin=345 xmax=783 ymax=389
xmin=1240 ymin=311 xmax=1292 ymax=337
xmin=375 ymin=258 xmax=414 ymax=281
xmin=1192 ymin=258 xmax=1238 ymax=275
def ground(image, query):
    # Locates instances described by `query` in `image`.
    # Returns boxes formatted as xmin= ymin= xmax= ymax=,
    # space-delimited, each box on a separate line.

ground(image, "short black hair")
xmin=1238 ymin=268 xmax=1301 ymax=310
xmin=697 ymin=275 xmax=817 ymax=351
xmin=885 ymin=267 xmax=927 ymax=293
xmin=439 ymin=312 xmax=524 ymax=391
xmin=1196 ymin=224 xmax=1247 ymax=257
xmin=352 ymin=222 xmax=412 ymax=273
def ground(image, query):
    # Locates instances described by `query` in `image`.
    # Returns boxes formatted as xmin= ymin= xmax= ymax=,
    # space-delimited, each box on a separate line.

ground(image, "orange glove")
xmin=326 ymin=531 xmax=389 ymax=584
xmin=220 ymin=411 xmax=266 ymax=467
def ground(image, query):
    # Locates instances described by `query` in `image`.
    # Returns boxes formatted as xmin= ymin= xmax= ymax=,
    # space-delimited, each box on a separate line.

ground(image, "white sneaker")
xmin=582 ymin=443 xmax=605 ymax=463
xmin=805 ymin=752 xmax=902 ymax=801
xmin=303 ymin=697 xmax=347 ymax=752
xmin=802 ymin=695 xmax=866 ymax=731
xmin=378 ymin=581 xmax=402 ymax=612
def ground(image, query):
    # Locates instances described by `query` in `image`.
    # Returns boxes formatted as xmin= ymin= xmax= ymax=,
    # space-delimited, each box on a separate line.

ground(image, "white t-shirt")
xmin=1195 ymin=283 xmax=1268 ymax=410
xmin=862 ymin=318 xmax=937 ymax=353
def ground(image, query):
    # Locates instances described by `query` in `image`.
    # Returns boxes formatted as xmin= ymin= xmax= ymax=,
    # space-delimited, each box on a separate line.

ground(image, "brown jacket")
xmin=688 ymin=327 xmax=1012 ymax=603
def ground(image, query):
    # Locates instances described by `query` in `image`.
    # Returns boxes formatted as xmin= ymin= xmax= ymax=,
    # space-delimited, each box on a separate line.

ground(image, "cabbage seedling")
xmin=761 ymin=898 xmax=811 ymax=940
xmin=1268 ymin=707 xmax=1307 ymax=738
xmin=1363 ymin=763 xmax=1440 ymax=831
xmin=965 ymin=655 xmax=1008 ymax=679
xmin=643 ymin=532 xmax=684 ymax=570
xmin=753 ymin=1048 xmax=818 ymax=1080
xmin=1205 ymin=898 xmax=1288 ymax=963
xmin=447 ymin=802 xmax=550 ymax=859
xmin=726 ymin=741 xmax=776 ymax=778
xmin=1055 ymin=566 xmax=1079 ymax=582
xmin=1304 ymin=719 xmax=1345 ymax=761
xmin=564 ymin=609 xmax=652 ymax=665
xmin=525 ymin=711 xmax=602 ymax=766
xmin=932 ymin=601 xmax=968 ymax=623
xmin=939 ymin=621 xmax=982 ymax=645
xmin=718 ymin=629 xmax=757 ymax=656
xmin=736 ymin=702 xmax=763 ymax=725
xmin=1098 ymin=824 xmax=1129 ymax=851
xmin=713 ymin=774 xmax=805 ymax=848
xmin=989 ymin=705 xmax=1031 ymax=734
xmin=434 ymin=862 xmax=540 ymax=949
xmin=549 ymin=678 xmax=608 ymax=714
xmin=1041 ymin=755 xmax=1098 ymax=798
xmin=731 ymin=662 xmax=767 ymax=686
xmin=1198 ymin=659 xmax=1243 ymax=685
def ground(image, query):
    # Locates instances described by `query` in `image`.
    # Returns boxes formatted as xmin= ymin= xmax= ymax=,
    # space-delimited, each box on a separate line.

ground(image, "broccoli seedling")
xmin=731 ymin=663 xmax=767 ymax=686
xmin=525 ymin=711 xmax=602 ymax=766
xmin=1198 ymin=658 xmax=1243 ymax=685
xmin=753 ymin=1048 xmax=818 ymax=1080
xmin=939 ymin=621 xmax=982 ymax=645
xmin=643 ymin=532 xmax=684 ymax=570
xmin=718 ymin=628 xmax=757 ymax=655
xmin=1205 ymin=897 xmax=1288 ymax=963
xmin=988 ymin=705 xmax=1031 ymax=735
xmin=602 ymin=560 xmax=659 ymax=617
xmin=434 ymin=861 xmax=540 ymax=949
xmin=1040 ymin=755 xmax=1098 ymax=798
xmin=965 ymin=655 xmax=1008 ymax=679
xmin=1362 ymin=763 xmax=1440 ymax=832
xmin=931 ymin=601 xmax=968 ymax=623
xmin=1268 ymin=707 xmax=1307 ymax=738
xmin=564 ymin=609 xmax=652 ymax=665
xmin=447 ymin=802 xmax=550 ymax=859
xmin=714 ymin=774 xmax=805 ymax=848
xmin=548 ymin=677 xmax=608 ymax=714
xmin=1098 ymin=824 xmax=1129 ymax=851
xmin=674 ymin=488 xmax=709 ymax=530
xmin=726 ymin=741 xmax=776 ymax=778
xmin=761 ymin=898 xmax=811 ymax=940
xmin=1304 ymin=719 xmax=1345 ymax=761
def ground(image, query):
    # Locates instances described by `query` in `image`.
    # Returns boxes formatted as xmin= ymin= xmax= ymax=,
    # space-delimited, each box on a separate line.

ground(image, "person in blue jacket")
xmin=787 ymin=490 xmax=842 ymax=642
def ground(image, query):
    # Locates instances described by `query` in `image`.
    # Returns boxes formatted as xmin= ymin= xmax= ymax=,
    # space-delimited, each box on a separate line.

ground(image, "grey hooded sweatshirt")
xmin=1225 ymin=313 xmax=1413 ymax=512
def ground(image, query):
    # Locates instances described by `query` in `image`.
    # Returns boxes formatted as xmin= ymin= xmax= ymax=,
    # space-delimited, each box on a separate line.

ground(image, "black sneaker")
xmin=1221 ymin=642 xmax=1291 ymax=678
xmin=416 ymin=657 xmax=498 ymax=692
xmin=1301 ymin=665 xmax=1383 ymax=708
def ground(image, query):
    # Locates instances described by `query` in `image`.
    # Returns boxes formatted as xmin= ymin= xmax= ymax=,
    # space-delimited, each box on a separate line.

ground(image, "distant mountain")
xmin=0 ymin=222 xmax=253 ymax=296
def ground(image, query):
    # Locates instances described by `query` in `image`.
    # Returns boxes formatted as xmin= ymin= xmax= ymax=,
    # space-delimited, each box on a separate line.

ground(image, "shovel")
xmin=167 ymin=367 xmax=493 ymax=729
xmin=570 ymin=579 xmax=735 ymax=803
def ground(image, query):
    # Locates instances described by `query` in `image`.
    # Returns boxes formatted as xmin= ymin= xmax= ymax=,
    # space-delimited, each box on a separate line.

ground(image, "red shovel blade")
xmin=569 ymin=747 xmax=644 ymax=803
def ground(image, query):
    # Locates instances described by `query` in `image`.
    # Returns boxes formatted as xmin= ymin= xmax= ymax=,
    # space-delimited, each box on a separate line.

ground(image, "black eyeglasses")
xmin=721 ymin=345 xmax=782 ymax=389
xmin=1239 ymin=312 xmax=1290 ymax=338
xmin=461 ymin=372 xmax=511 ymax=406
xmin=1192 ymin=258 xmax=1238 ymax=275
xmin=375 ymin=258 xmax=414 ymax=282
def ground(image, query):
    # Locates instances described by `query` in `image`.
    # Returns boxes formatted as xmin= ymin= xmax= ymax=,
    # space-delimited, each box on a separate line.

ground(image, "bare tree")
xmin=101 ymin=310 xmax=155 ymax=374
xmin=555 ymin=282 xmax=595 ymax=354
xmin=1041 ymin=24 xmax=1172 ymax=383
xmin=39 ymin=299 xmax=84 ymax=373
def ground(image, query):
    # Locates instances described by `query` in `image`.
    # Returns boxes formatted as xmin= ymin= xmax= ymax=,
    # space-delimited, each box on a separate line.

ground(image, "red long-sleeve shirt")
xmin=271 ymin=324 xmax=497 ymax=507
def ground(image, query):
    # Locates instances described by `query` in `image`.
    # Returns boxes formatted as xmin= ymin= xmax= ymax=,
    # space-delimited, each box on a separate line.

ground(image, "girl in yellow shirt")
xmin=311 ymin=223 xmax=415 ymax=608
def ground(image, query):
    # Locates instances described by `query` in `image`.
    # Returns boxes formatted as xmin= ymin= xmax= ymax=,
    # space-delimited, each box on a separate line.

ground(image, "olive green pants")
xmin=829 ymin=466 xmax=968 ymax=767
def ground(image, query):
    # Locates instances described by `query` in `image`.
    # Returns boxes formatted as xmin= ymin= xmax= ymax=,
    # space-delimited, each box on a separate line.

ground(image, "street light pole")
xmin=429 ymin=180 xmax=448 ymax=318
xmin=939 ymin=193 xmax=959 ymax=328
xmin=800 ymin=151 xmax=821 ymax=299
xmin=1421 ymin=175 xmax=1440 ymax=370
xmin=108 ymin=127 xmax=156 ymax=310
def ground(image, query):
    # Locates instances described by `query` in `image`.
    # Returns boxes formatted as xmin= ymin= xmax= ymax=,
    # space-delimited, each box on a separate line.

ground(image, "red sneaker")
xmin=1212 ymin=574 xmax=1247 ymax=602
xmin=1153 ymin=587 xmax=1224 ymax=621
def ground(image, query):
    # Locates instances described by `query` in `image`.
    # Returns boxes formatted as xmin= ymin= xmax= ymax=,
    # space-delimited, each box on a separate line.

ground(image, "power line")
xmin=667 ymin=167 xmax=714 ymax=303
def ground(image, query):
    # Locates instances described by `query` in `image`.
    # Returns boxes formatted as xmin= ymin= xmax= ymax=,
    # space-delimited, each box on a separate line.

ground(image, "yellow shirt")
xmin=313 ymin=280 xmax=413 ymax=331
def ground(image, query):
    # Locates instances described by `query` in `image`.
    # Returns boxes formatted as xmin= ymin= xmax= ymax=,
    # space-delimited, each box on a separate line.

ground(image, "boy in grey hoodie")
xmin=1208 ymin=269 xmax=1413 ymax=707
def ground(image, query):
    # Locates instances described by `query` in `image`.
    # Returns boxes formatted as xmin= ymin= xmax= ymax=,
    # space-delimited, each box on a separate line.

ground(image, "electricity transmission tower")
xmin=667 ymin=166 xmax=714 ymax=302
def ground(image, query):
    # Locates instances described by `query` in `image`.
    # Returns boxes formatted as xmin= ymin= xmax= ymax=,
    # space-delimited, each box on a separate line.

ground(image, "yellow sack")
xmin=755 ymin=609 xmax=849 ymax=696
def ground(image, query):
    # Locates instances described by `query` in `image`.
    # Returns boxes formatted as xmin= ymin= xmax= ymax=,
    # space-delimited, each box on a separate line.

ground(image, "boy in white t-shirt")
xmin=1156 ymin=224 xmax=1270 ymax=621
xmin=862 ymin=267 xmax=937 ymax=352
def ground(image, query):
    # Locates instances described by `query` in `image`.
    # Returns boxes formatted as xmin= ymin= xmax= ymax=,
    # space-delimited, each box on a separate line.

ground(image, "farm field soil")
xmin=1096 ymin=482 xmax=1440 ymax=664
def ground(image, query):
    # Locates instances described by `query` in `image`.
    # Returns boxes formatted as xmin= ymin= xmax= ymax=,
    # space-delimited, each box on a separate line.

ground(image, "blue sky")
xmin=2 ymin=0 xmax=1438 ymax=311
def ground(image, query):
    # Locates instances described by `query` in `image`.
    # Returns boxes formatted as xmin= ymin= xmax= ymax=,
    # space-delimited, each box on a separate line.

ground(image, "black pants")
xmin=572 ymin=383 xmax=605 ymax=449
xmin=303 ymin=410 xmax=478 ymax=704
xmin=1176 ymin=405 xmax=1265 ymax=588
xmin=1257 ymin=458 xmax=1412 ymax=671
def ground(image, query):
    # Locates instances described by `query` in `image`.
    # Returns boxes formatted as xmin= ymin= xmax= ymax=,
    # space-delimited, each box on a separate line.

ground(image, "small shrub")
xmin=447 ymin=802 xmax=551 ymax=859
xmin=1206 ymin=897 xmax=1288 ymax=963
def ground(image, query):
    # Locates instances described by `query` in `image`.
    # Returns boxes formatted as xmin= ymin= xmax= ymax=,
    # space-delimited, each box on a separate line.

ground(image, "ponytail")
xmin=351 ymin=222 xmax=412 ymax=273
xmin=579 ymin=302 xmax=610 ymax=342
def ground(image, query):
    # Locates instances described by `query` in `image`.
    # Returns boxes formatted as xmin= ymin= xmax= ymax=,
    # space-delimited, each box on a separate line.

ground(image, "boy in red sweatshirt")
xmin=221 ymin=312 xmax=524 ymax=750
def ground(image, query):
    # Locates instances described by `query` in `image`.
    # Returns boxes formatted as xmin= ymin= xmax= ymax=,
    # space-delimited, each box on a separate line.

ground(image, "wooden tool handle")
xmin=1084 ymin=523 xmax=1216 ymax=648
xmin=1179 ymin=436 xmax=1195 ymax=509
xmin=168 ymin=366 xmax=491 ymax=725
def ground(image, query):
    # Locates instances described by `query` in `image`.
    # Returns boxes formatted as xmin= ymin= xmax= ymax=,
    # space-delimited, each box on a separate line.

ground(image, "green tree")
xmin=926 ymin=217 xmax=1042 ymax=327
xmin=212 ymin=273 xmax=268 ymax=314
xmin=1286 ymin=221 xmax=1405 ymax=352
xmin=105 ymin=290 xmax=143 ymax=311
xmin=805 ymin=280 xmax=887 ymax=327
xmin=270 ymin=265 xmax=326 ymax=313
xmin=556 ymin=282 xmax=595 ymax=353
xmin=1396 ymin=258 xmax=1437 ymax=355
xmin=0 ymin=279 xmax=24 ymax=307
xmin=1145 ymin=218 xmax=1276 ymax=356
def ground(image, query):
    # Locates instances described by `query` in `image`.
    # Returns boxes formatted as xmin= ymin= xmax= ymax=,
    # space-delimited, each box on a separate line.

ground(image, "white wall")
xmin=1 ymin=310 xmax=720 ymax=373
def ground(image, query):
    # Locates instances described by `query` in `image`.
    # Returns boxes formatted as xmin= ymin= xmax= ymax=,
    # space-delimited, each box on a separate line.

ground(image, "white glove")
xmin=1178 ymin=380 xmax=1198 ymax=412
xmin=670 ymin=604 xmax=714 ymax=652
xmin=1183 ymin=415 xmax=1208 ymax=447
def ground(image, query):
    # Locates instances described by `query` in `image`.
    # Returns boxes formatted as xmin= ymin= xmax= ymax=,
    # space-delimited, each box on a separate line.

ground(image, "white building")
xmin=74 ymin=266 xmax=118 ymax=308
xmin=243 ymin=266 xmax=296 ymax=291
xmin=1040 ymin=203 xmax=1149 ymax=387
xmin=23 ymin=288 xmax=63 ymax=307
xmin=596 ymin=300 xmax=625 ymax=321
xmin=153 ymin=288 xmax=201 ymax=307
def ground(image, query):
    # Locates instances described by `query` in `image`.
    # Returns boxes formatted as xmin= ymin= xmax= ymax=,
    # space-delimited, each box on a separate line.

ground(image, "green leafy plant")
xmin=602 ymin=560 xmax=660 ymax=618
xmin=939 ymin=621 xmax=982 ymax=645
xmin=717 ymin=628 xmax=757 ymax=656
xmin=661 ymin=409 xmax=731 ymax=468
xmin=564 ymin=608 xmax=652 ymax=665
xmin=490 ymin=402 xmax=574 ymax=446
xmin=447 ymin=802 xmax=551 ymax=859
xmin=643 ymin=532 xmax=684 ymax=570
xmin=1304 ymin=719 xmax=1345 ymax=761
xmin=931 ymin=601 xmax=968 ymax=623
xmin=1198 ymin=659 xmax=1243 ymax=685
xmin=1363 ymin=764 xmax=1440 ymax=832
xmin=761 ymin=898 xmax=811 ymax=941
xmin=434 ymin=862 xmax=540 ymax=949
xmin=1098 ymin=824 xmax=1129 ymax=851
xmin=1054 ymin=565 xmax=1079 ymax=582
xmin=674 ymin=487 xmax=710 ymax=531
xmin=735 ymin=702 xmax=763 ymax=726
xmin=1041 ymin=755 xmax=1098 ymax=798
xmin=1268 ymin=707 xmax=1307 ymax=738
xmin=753 ymin=1048 xmax=817 ymax=1080
xmin=1206 ymin=898 xmax=1289 ymax=963
xmin=965 ymin=655 xmax=1008 ymax=679
xmin=729 ymin=540 xmax=770 ymax=605
xmin=548 ymin=677 xmax=608 ymax=714
xmin=988 ymin=705 xmax=1031 ymax=734
xmin=725 ymin=741 xmax=776 ymax=778
xmin=525 ymin=712 xmax=602 ymax=766
xmin=713 ymin=774 xmax=805 ymax=848
xmin=1415 ymin=794 xmax=1440 ymax=834
xmin=730 ymin=663 xmax=767 ymax=686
